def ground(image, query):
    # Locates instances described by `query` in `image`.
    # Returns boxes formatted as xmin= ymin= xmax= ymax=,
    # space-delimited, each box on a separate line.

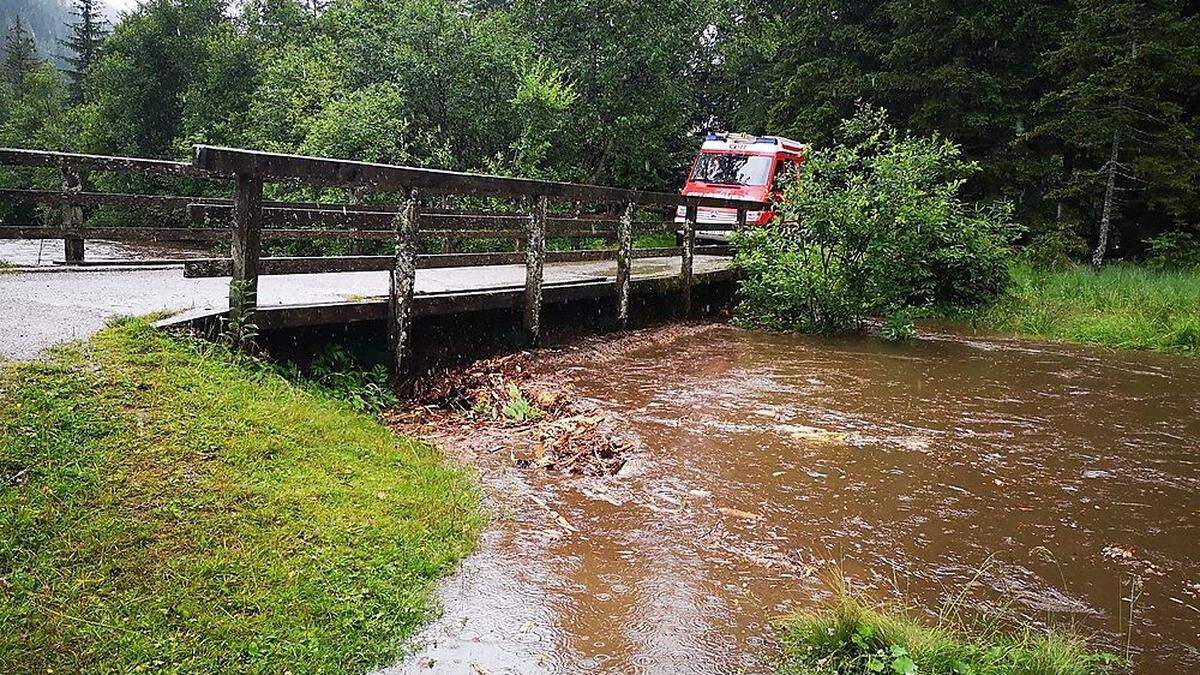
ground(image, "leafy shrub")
xmin=1145 ymin=230 xmax=1200 ymax=270
xmin=735 ymin=106 xmax=1021 ymax=334
xmin=1020 ymin=225 xmax=1090 ymax=271
xmin=305 ymin=345 xmax=400 ymax=414
xmin=500 ymin=382 xmax=542 ymax=422
xmin=879 ymin=310 xmax=918 ymax=342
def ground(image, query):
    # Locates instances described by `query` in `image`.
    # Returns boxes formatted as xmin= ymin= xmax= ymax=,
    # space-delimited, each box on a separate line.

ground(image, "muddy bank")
xmin=380 ymin=322 xmax=1200 ymax=674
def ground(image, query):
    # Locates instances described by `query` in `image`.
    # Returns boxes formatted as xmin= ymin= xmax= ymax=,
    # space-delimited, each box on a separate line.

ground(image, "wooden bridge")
xmin=0 ymin=146 xmax=761 ymax=373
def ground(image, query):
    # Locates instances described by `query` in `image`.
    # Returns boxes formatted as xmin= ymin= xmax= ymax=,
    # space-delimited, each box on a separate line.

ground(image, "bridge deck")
xmin=0 ymin=254 xmax=736 ymax=360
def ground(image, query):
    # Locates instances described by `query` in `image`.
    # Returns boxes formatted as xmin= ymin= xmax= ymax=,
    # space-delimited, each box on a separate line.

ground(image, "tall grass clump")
xmin=967 ymin=263 xmax=1200 ymax=354
xmin=777 ymin=590 xmax=1119 ymax=675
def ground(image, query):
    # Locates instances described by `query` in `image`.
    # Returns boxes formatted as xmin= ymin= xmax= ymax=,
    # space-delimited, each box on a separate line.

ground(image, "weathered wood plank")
xmin=524 ymin=195 xmax=548 ymax=345
xmin=0 ymin=226 xmax=229 ymax=242
xmin=61 ymin=169 xmax=84 ymax=263
xmin=0 ymin=147 xmax=225 ymax=179
xmin=615 ymin=201 xmax=635 ymax=328
xmin=0 ymin=188 xmax=223 ymax=209
xmin=694 ymin=244 xmax=736 ymax=257
xmin=193 ymin=145 xmax=766 ymax=210
xmin=228 ymin=174 xmax=264 ymax=351
xmin=681 ymin=204 xmax=697 ymax=315
xmin=183 ymin=248 xmax=645 ymax=278
xmin=389 ymin=189 xmax=420 ymax=378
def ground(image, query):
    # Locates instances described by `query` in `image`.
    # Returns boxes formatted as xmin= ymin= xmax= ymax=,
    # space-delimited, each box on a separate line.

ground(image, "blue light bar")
xmin=756 ymin=136 xmax=779 ymax=145
xmin=705 ymin=133 xmax=724 ymax=141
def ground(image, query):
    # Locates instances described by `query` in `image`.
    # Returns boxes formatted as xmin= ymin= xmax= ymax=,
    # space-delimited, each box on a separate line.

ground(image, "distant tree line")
xmin=0 ymin=0 xmax=1197 ymax=263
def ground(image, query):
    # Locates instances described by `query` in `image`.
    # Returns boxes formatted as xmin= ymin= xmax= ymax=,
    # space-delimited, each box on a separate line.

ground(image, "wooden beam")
xmin=182 ymin=248 xmax=645 ymax=278
xmin=681 ymin=204 xmax=697 ymax=316
xmin=615 ymin=201 xmax=635 ymax=328
xmin=694 ymin=244 xmax=736 ymax=257
xmin=388 ymin=189 xmax=420 ymax=379
xmin=0 ymin=188 xmax=224 ymax=209
xmin=0 ymin=147 xmax=225 ymax=179
xmin=228 ymin=174 xmax=264 ymax=351
xmin=192 ymin=145 xmax=766 ymax=210
xmin=61 ymin=168 xmax=84 ymax=264
xmin=0 ymin=226 xmax=228 ymax=242
xmin=524 ymin=195 xmax=548 ymax=345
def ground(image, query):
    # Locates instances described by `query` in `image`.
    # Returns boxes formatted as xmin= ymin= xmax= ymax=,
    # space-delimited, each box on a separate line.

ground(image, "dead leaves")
xmin=385 ymin=352 xmax=638 ymax=476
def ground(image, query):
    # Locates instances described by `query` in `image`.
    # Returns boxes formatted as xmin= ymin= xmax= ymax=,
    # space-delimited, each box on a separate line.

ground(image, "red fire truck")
xmin=676 ymin=132 xmax=807 ymax=242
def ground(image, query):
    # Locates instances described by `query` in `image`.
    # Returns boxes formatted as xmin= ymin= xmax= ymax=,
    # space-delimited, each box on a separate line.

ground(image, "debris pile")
xmin=384 ymin=351 xmax=639 ymax=476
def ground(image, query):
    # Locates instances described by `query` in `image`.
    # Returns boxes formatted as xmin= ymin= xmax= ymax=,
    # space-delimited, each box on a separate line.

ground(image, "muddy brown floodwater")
xmin=385 ymin=324 xmax=1200 ymax=675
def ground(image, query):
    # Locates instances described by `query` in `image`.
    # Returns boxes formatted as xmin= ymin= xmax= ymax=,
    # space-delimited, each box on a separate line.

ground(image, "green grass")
xmin=960 ymin=263 xmax=1200 ymax=354
xmin=0 ymin=319 xmax=483 ymax=673
xmin=777 ymin=593 xmax=1119 ymax=675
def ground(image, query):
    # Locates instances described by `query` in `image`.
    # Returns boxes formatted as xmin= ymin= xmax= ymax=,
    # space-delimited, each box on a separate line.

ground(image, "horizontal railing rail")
xmin=193 ymin=145 xmax=761 ymax=210
xmin=0 ymin=148 xmax=227 ymax=179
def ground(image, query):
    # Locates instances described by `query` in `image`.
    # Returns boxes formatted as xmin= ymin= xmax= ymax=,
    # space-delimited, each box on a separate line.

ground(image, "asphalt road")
xmin=0 ymin=256 xmax=729 ymax=360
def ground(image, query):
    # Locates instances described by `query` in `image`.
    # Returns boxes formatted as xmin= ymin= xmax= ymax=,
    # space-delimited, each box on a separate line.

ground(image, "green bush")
xmin=735 ymin=107 xmax=1020 ymax=334
xmin=1020 ymin=225 xmax=1091 ymax=271
xmin=302 ymin=344 xmax=401 ymax=414
xmin=1145 ymin=230 xmax=1200 ymax=270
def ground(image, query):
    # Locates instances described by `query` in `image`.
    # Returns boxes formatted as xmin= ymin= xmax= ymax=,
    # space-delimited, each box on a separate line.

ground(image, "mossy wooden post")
xmin=524 ymin=194 xmax=547 ymax=345
xmin=681 ymin=204 xmax=697 ymax=316
xmin=228 ymin=172 xmax=264 ymax=351
xmin=389 ymin=188 xmax=420 ymax=379
xmin=61 ymin=167 xmax=84 ymax=264
xmin=615 ymin=201 xmax=635 ymax=328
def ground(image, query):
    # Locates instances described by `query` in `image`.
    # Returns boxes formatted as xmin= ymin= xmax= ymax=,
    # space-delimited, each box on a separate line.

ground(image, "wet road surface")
xmin=389 ymin=324 xmax=1200 ymax=674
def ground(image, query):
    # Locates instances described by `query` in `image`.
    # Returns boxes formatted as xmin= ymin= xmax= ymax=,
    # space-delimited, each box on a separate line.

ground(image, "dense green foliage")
xmin=0 ymin=319 xmax=482 ymax=672
xmin=0 ymin=0 xmax=1195 ymax=264
xmin=715 ymin=0 xmax=1200 ymax=263
xmin=777 ymin=594 xmax=1118 ymax=675
xmin=736 ymin=108 xmax=1019 ymax=333
xmin=961 ymin=263 xmax=1200 ymax=354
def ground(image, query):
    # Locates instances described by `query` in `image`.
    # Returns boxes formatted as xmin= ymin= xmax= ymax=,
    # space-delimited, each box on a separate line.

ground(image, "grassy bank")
xmin=0 ymin=320 xmax=482 ymax=673
xmin=777 ymin=594 xmax=1118 ymax=675
xmin=959 ymin=264 xmax=1200 ymax=354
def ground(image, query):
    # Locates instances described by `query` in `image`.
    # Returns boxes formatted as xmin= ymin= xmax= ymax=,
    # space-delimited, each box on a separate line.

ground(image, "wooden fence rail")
xmin=0 ymin=145 xmax=765 ymax=379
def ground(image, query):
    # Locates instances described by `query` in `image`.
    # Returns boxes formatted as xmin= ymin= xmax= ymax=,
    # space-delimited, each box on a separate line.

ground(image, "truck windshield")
xmin=690 ymin=153 xmax=773 ymax=187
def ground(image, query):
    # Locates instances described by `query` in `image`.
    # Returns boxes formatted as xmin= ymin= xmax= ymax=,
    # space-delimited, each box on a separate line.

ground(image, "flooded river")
xmin=390 ymin=324 xmax=1200 ymax=674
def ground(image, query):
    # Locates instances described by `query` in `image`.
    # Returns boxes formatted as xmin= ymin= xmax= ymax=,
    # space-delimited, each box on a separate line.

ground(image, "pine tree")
xmin=3 ymin=17 xmax=40 ymax=87
xmin=60 ymin=0 xmax=109 ymax=101
xmin=1034 ymin=0 xmax=1200 ymax=269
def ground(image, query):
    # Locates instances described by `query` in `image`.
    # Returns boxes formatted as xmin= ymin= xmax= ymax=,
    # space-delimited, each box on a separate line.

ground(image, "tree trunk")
xmin=1092 ymin=128 xmax=1121 ymax=272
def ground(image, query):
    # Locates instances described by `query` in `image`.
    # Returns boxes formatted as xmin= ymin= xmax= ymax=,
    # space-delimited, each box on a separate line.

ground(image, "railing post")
xmin=61 ymin=168 xmax=84 ymax=264
xmin=737 ymin=207 xmax=748 ymax=230
xmin=523 ymin=194 xmax=547 ymax=345
xmin=347 ymin=186 xmax=365 ymax=256
xmin=228 ymin=172 xmax=264 ymax=351
xmin=615 ymin=201 xmax=635 ymax=328
xmin=389 ymin=188 xmax=420 ymax=379
xmin=681 ymin=203 xmax=697 ymax=316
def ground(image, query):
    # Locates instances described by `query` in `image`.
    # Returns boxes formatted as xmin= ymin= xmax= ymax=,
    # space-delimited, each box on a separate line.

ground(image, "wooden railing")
xmin=0 ymin=145 xmax=764 ymax=376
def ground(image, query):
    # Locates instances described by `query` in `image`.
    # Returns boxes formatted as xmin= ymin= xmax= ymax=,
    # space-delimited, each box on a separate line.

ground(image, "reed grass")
xmin=777 ymin=587 xmax=1120 ymax=675
xmin=961 ymin=264 xmax=1200 ymax=354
